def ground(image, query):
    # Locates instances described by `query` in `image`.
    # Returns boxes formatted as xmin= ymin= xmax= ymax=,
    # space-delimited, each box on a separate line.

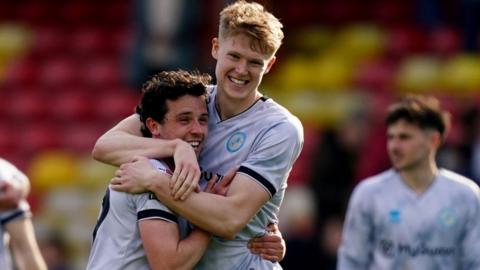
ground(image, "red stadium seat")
xmin=4 ymin=58 xmax=39 ymax=88
xmin=430 ymin=26 xmax=461 ymax=56
xmin=386 ymin=25 xmax=428 ymax=57
xmin=69 ymin=27 xmax=109 ymax=57
xmin=94 ymin=91 xmax=140 ymax=125
xmin=58 ymin=1 xmax=98 ymax=25
xmin=15 ymin=1 xmax=50 ymax=25
xmin=49 ymin=91 xmax=94 ymax=124
xmin=31 ymin=26 xmax=68 ymax=55
xmin=101 ymin=1 xmax=132 ymax=26
xmin=17 ymin=123 xmax=60 ymax=156
xmin=370 ymin=1 xmax=414 ymax=26
xmin=6 ymin=92 xmax=50 ymax=123
xmin=353 ymin=58 xmax=397 ymax=93
xmin=0 ymin=124 xmax=18 ymax=154
xmin=288 ymin=126 xmax=322 ymax=186
xmin=60 ymin=123 xmax=105 ymax=153
xmin=39 ymin=57 xmax=78 ymax=88
xmin=82 ymin=58 xmax=124 ymax=88
xmin=322 ymin=1 xmax=365 ymax=26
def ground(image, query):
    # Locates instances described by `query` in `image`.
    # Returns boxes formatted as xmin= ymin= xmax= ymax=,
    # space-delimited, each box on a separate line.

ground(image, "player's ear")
xmin=146 ymin=118 xmax=161 ymax=136
xmin=428 ymin=130 xmax=442 ymax=149
xmin=211 ymin=38 xmax=219 ymax=60
xmin=264 ymin=56 xmax=276 ymax=74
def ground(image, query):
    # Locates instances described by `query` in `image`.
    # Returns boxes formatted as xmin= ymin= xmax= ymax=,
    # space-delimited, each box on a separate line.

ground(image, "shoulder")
xmin=0 ymin=158 xmax=17 ymax=175
xmin=439 ymin=169 xmax=480 ymax=198
xmin=353 ymin=170 xmax=396 ymax=198
xmin=261 ymin=98 xmax=304 ymax=139
xmin=0 ymin=158 xmax=28 ymax=184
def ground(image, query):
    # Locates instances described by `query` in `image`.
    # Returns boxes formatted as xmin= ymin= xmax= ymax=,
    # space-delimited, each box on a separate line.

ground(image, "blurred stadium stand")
xmin=0 ymin=0 xmax=478 ymax=269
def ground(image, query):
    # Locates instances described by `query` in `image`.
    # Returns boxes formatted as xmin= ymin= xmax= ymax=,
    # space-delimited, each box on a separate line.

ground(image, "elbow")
xmin=91 ymin=144 xmax=102 ymax=161
xmin=217 ymin=230 xmax=236 ymax=240
xmin=217 ymin=218 xmax=246 ymax=240
xmin=91 ymin=137 xmax=109 ymax=162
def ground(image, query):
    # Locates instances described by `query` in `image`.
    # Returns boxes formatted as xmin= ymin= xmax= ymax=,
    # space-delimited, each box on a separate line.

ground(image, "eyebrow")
xmin=227 ymin=50 xmax=264 ymax=64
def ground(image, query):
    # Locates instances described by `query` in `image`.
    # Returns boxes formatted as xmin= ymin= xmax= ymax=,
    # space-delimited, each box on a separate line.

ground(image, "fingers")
xmin=251 ymin=232 xmax=282 ymax=243
xmin=248 ymin=232 xmax=285 ymax=262
xmin=180 ymin=169 xmax=201 ymax=200
xmin=266 ymin=223 xmax=279 ymax=233
xmin=171 ymin=169 xmax=191 ymax=199
xmin=221 ymin=167 xmax=237 ymax=187
xmin=259 ymin=253 xmax=280 ymax=262
xmin=110 ymin=176 xmax=122 ymax=186
xmin=171 ymin=164 xmax=201 ymax=200
xmin=249 ymin=238 xmax=280 ymax=247
xmin=110 ymin=176 xmax=130 ymax=192
xmin=204 ymin=177 xmax=216 ymax=193
xmin=170 ymin=167 xmax=181 ymax=189
xmin=247 ymin=242 xmax=282 ymax=262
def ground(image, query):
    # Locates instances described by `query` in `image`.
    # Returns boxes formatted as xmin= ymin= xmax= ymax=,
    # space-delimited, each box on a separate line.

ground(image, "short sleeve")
xmin=133 ymin=159 xmax=177 ymax=223
xmin=238 ymin=120 xmax=303 ymax=197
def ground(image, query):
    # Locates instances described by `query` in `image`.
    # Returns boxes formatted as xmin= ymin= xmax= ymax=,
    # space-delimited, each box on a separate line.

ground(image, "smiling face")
xmin=147 ymin=95 xmax=208 ymax=156
xmin=386 ymin=119 xmax=437 ymax=171
xmin=211 ymin=33 xmax=276 ymax=109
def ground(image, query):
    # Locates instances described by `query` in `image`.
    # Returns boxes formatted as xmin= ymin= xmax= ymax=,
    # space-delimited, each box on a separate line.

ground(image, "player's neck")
xmin=399 ymin=161 xmax=439 ymax=195
xmin=216 ymin=91 xmax=262 ymax=120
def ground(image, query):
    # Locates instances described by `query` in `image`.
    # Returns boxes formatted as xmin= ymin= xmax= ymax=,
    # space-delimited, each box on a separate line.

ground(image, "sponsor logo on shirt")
xmin=226 ymin=131 xmax=246 ymax=153
xmin=379 ymin=239 xmax=455 ymax=258
xmin=388 ymin=209 xmax=401 ymax=224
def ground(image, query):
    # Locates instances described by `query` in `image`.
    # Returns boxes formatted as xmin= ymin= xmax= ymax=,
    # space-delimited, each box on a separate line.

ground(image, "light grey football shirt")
xmin=195 ymin=86 xmax=304 ymax=270
xmin=0 ymin=158 xmax=31 ymax=270
xmin=338 ymin=168 xmax=480 ymax=270
xmin=86 ymin=159 xmax=190 ymax=270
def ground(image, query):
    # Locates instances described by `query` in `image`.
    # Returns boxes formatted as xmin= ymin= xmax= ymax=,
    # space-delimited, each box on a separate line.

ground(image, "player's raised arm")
xmin=93 ymin=114 xmax=200 ymax=198
xmin=92 ymin=114 xmax=183 ymax=166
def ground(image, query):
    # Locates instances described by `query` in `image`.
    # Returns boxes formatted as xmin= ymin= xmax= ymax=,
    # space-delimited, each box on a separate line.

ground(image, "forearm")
xmin=93 ymin=132 xmax=178 ymax=166
xmin=13 ymin=246 xmax=47 ymax=270
xmin=170 ymin=229 xmax=211 ymax=270
xmin=148 ymin=179 xmax=248 ymax=239
xmin=8 ymin=220 xmax=47 ymax=270
xmin=142 ymin=222 xmax=210 ymax=270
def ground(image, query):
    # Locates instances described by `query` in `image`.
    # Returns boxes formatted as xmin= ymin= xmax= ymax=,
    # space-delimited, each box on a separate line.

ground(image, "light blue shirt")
xmin=195 ymin=86 xmax=304 ymax=270
xmin=338 ymin=169 xmax=480 ymax=270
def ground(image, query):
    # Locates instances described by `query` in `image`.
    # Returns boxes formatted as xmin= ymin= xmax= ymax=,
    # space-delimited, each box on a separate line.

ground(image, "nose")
xmin=190 ymin=120 xmax=206 ymax=136
xmin=235 ymin=59 xmax=248 ymax=75
xmin=387 ymin=138 xmax=399 ymax=152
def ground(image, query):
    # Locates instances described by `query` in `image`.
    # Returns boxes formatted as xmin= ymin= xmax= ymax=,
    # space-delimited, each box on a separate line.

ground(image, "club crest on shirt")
xmin=388 ymin=209 xmax=401 ymax=224
xmin=226 ymin=131 xmax=246 ymax=153
xmin=437 ymin=208 xmax=457 ymax=229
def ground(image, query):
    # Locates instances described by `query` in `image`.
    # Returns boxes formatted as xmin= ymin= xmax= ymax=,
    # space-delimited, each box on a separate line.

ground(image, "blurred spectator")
xmin=306 ymin=111 xmax=373 ymax=269
xmin=310 ymin=111 xmax=374 ymax=222
xmin=416 ymin=0 xmax=479 ymax=51
xmin=39 ymin=233 xmax=71 ymax=270
xmin=460 ymin=106 xmax=480 ymax=185
xmin=129 ymin=0 xmax=201 ymax=88
xmin=0 ymin=158 xmax=47 ymax=270
xmin=461 ymin=0 xmax=480 ymax=52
